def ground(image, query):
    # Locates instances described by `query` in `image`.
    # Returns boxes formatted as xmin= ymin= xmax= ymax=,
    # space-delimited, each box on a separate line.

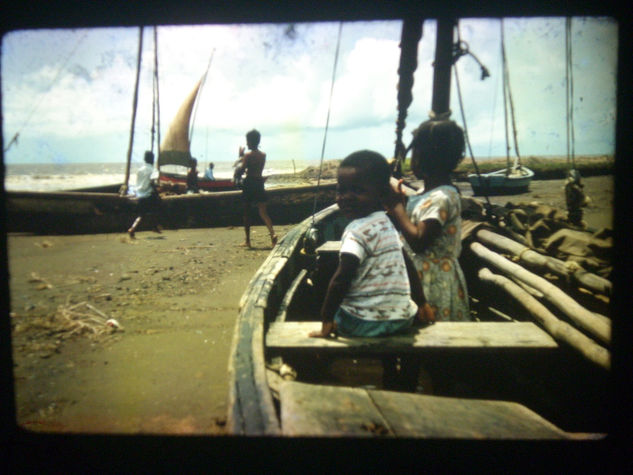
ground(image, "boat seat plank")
xmin=280 ymin=381 xmax=579 ymax=439
xmin=316 ymin=240 xmax=342 ymax=254
xmin=267 ymin=321 xmax=558 ymax=355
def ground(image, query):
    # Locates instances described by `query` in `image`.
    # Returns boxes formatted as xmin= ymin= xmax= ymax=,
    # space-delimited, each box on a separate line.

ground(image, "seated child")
xmin=310 ymin=150 xmax=433 ymax=338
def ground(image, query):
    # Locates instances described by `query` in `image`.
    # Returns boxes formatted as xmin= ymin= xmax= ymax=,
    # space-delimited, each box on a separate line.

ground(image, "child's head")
xmin=410 ymin=120 xmax=465 ymax=178
xmin=144 ymin=150 xmax=154 ymax=164
xmin=246 ymin=129 xmax=261 ymax=149
xmin=209 ymin=162 xmax=215 ymax=169
xmin=337 ymin=150 xmax=391 ymax=219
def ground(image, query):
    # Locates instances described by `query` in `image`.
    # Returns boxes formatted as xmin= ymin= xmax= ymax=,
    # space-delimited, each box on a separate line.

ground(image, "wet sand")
xmin=8 ymin=224 xmax=294 ymax=434
xmin=7 ymin=175 xmax=613 ymax=435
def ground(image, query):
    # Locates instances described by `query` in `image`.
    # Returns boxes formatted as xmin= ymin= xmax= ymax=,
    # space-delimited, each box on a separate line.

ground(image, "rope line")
xmin=311 ymin=22 xmax=343 ymax=223
xmin=454 ymin=53 xmax=493 ymax=212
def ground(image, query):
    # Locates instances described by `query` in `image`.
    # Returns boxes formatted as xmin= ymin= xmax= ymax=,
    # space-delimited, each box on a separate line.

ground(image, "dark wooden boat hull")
xmin=5 ymin=182 xmax=337 ymax=234
xmin=227 ymin=199 xmax=609 ymax=437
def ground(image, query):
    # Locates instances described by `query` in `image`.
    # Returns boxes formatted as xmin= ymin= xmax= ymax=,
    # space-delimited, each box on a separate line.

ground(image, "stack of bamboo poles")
xmin=464 ymin=224 xmax=610 ymax=370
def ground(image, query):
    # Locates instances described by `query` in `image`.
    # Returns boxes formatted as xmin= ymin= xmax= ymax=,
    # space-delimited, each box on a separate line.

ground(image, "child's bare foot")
xmin=271 ymin=234 xmax=278 ymax=246
xmin=127 ymin=228 xmax=135 ymax=239
xmin=153 ymin=225 xmax=163 ymax=234
xmin=240 ymin=241 xmax=251 ymax=248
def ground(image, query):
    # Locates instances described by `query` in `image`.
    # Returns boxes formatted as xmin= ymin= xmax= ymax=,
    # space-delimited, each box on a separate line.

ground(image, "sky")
xmin=1 ymin=17 xmax=618 ymax=167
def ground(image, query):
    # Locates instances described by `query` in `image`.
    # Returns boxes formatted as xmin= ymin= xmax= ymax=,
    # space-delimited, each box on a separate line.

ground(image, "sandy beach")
xmin=7 ymin=175 xmax=613 ymax=435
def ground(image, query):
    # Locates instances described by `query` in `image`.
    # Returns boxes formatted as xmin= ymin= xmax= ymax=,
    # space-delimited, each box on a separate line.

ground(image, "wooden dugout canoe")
xmin=226 ymin=195 xmax=609 ymax=438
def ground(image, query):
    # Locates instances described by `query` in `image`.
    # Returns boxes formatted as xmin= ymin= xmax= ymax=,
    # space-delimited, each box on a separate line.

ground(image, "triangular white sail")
xmin=158 ymin=78 xmax=203 ymax=167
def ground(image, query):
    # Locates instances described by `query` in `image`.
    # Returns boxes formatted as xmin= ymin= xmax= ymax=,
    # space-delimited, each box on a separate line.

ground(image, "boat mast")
xmin=430 ymin=19 xmax=455 ymax=119
xmin=122 ymin=27 xmax=144 ymax=196
xmin=501 ymin=19 xmax=522 ymax=173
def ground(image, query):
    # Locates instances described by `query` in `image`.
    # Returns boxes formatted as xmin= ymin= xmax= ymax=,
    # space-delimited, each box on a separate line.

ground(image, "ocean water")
xmin=3 ymin=160 xmax=313 ymax=192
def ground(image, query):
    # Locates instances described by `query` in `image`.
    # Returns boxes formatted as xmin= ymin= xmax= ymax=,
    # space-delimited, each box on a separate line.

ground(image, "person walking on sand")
xmin=234 ymin=129 xmax=277 ymax=248
xmin=127 ymin=151 xmax=163 ymax=239
xmin=386 ymin=119 xmax=470 ymax=322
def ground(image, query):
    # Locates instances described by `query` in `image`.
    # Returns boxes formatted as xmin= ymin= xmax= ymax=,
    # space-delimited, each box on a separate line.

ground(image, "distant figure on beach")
xmin=127 ymin=151 xmax=163 ymax=239
xmin=565 ymin=169 xmax=590 ymax=228
xmin=386 ymin=119 xmax=471 ymax=322
xmin=235 ymin=129 xmax=277 ymax=248
xmin=309 ymin=150 xmax=433 ymax=339
xmin=186 ymin=158 xmax=199 ymax=193
xmin=204 ymin=162 xmax=215 ymax=181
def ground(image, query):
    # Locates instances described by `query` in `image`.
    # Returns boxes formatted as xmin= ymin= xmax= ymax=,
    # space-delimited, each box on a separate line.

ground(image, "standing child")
xmin=235 ymin=129 xmax=277 ymax=248
xmin=310 ymin=150 xmax=433 ymax=339
xmin=387 ymin=120 xmax=471 ymax=321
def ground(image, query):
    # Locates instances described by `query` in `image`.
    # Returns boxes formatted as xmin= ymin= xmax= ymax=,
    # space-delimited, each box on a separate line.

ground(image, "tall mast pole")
xmin=122 ymin=27 xmax=144 ymax=196
xmin=430 ymin=18 xmax=455 ymax=119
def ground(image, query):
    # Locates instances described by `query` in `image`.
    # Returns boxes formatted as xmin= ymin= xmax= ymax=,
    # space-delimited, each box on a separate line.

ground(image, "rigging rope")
xmin=453 ymin=22 xmax=495 ymax=215
xmin=310 ymin=22 xmax=343 ymax=224
xmin=393 ymin=18 xmax=423 ymax=177
xmin=565 ymin=17 xmax=577 ymax=170
xmin=4 ymin=31 xmax=88 ymax=153
xmin=454 ymin=48 xmax=494 ymax=213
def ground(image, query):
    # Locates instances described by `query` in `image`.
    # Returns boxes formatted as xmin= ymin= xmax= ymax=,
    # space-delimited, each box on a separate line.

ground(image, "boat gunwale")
xmin=227 ymin=203 xmax=339 ymax=435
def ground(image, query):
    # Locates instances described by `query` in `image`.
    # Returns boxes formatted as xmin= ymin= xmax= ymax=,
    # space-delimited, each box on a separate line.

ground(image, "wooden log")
xmin=475 ymin=228 xmax=611 ymax=296
xmin=478 ymin=268 xmax=610 ymax=370
xmin=469 ymin=241 xmax=611 ymax=345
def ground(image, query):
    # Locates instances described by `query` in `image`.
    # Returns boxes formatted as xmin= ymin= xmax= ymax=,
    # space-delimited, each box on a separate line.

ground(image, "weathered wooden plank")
xmin=280 ymin=381 xmax=391 ymax=437
xmin=267 ymin=321 xmax=558 ymax=354
xmin=316 ymin=240 xmax=342 ymax=254
xmin=280 ymin=381 xmax=582 ymax=439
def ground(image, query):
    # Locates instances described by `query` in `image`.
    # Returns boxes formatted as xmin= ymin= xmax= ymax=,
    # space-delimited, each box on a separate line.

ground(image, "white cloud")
xmin=2 ymin=18 xmax=618 ymax=165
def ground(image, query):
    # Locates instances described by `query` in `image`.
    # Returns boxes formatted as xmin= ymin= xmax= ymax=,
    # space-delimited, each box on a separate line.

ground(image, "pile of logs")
xmin=461 ymin=200 xmax=611 ymax=370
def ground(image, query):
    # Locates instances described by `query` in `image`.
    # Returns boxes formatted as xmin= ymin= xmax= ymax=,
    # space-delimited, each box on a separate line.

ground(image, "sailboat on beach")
xmin=467 ymin=19 xmax=534 ymax=196
xmin=5 ymin=28 xmax=337 ymax=234
xmin=157 ymin=76 xmax=236 ymax=193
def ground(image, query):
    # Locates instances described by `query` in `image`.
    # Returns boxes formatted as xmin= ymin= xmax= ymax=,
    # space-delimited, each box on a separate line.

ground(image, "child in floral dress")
xmin=387 ymin=120 xmax=471 ymax=321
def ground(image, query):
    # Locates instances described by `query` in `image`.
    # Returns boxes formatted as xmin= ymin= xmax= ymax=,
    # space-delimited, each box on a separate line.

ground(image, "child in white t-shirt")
xmin=310 ymin=150 xmax=434 ymax=338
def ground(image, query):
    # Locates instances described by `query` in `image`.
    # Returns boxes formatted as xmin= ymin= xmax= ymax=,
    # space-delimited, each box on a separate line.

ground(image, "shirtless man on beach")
xmin=234 ymin=129 xmax=277 ymax=248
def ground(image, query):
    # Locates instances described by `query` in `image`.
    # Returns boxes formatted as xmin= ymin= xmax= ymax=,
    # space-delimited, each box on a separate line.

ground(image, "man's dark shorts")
xmin=242 ymin=177 xmax=267 ymax=203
